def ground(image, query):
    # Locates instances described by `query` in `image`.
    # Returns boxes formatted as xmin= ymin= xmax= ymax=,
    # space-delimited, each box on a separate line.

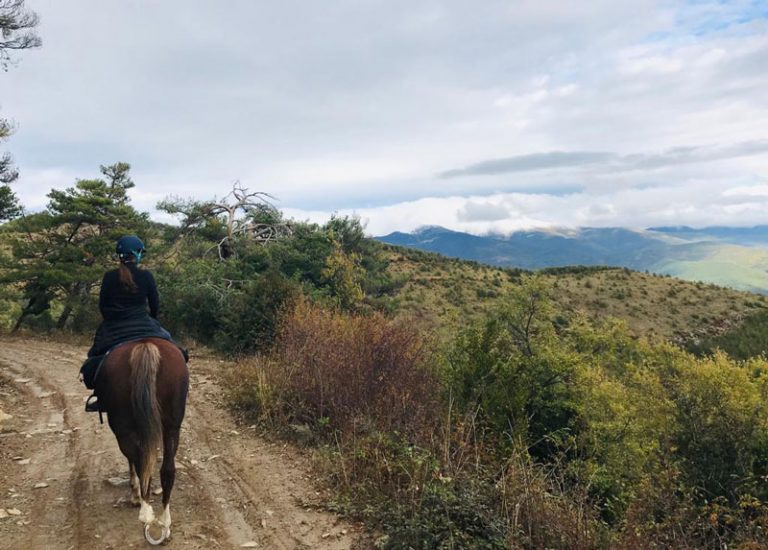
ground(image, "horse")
xmin=95 ymin=337 xmax=189 ymax=545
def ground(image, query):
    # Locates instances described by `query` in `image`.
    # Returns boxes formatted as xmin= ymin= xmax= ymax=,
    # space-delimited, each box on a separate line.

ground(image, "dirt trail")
xmin=0 ymin=337 xmax=361 ymax=549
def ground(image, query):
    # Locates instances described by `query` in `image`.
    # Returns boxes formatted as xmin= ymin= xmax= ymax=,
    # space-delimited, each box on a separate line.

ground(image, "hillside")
xmin=379 ymin=243 xmax=768 ymax=344
xmin=377 ymin=225 xmax=768 ymax=294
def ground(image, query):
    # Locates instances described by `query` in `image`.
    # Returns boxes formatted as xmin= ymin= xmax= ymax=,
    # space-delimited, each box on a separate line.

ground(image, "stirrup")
xmin=85 ymin=394 xmax=99 ymax=413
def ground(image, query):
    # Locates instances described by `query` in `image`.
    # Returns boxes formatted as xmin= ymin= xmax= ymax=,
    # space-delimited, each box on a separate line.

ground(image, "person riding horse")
xmin=81 ymin=235 xmax=186 ymax=412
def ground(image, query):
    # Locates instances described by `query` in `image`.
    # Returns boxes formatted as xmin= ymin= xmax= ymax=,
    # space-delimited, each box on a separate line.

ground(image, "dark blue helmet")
xmin=116 ymin=235 xmax=146 ymax=263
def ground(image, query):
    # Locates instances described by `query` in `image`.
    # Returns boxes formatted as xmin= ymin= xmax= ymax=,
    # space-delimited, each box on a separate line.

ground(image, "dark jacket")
xmin=87 ymin=263 xmax=171 ymax=357
xmin=99 ymin=264 xmax=159 ymax=320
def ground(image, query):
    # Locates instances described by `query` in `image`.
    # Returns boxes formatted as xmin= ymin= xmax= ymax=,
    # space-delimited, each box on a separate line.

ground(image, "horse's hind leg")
xmin=114 ymin=432 xmax=155 ymax=524
xmin=158 ymin=425 xmax=180 ymax=533
xmin=129 ymin=460 xmax=141 ymax=506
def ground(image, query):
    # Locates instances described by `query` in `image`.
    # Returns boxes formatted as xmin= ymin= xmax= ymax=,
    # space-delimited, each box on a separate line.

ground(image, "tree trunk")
xmin=56 ymin=282 xmax=87 ymax=329
xmin=12 ymin=288 xmax=51 ymax=333
xmin=11 ymin=312 xmax=26 ymax=333
xmin=56 ymin=303 xmax=73 ymax=329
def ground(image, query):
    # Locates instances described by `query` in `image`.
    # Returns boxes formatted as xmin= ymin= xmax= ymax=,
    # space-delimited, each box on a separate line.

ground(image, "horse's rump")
xmin=97 ymin=338 xmax=187 ymax=411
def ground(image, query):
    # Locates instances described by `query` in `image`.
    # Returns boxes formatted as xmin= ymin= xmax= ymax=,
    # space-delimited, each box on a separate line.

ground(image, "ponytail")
xmin=119 ymin=262 xmax=138 ymax=292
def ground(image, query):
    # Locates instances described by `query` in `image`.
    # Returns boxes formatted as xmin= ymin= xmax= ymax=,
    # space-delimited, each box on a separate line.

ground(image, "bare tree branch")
xmin=0 ymin=0 xmax=41 ymax=69
xmin=161 ymin=182 xmax=291 ymax=260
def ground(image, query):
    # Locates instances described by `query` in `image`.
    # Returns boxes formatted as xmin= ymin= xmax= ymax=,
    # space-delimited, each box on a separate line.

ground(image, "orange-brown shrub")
xmin=257 ymin=298 xmax=442 ymax=442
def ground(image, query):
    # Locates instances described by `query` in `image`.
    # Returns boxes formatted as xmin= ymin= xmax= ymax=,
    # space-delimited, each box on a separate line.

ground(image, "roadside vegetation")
xmin=2 ymin=164 xmax=768 ymax=547
xmin=227 ymin=280 xmax=768 ymax=548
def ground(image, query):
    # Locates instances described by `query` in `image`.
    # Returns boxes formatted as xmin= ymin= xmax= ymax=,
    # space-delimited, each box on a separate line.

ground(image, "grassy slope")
xmin=655 ymin=243 xmax=768 ymax=294
xmin=380 ymin=244 xmax=768 ymax=343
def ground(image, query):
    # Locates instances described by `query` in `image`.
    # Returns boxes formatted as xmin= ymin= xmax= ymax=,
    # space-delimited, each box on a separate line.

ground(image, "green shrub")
xmin=158 ymin=261 xmax=298 ymax=354
xmin=446 ymin=276 xmax=583 ymax=459
xmin=379 ymin=481 xmax=508 ymax=550
xmin=688 ymin=309 xmax=768 ymax=359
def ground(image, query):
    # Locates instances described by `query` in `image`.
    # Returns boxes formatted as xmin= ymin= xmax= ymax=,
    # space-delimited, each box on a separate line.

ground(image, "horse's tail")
xmin=129 ymin=342 xmax=162 ymax=497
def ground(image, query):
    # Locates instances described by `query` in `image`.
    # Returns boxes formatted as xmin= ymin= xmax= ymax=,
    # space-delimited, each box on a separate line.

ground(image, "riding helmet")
xmin=116 ymin=235 xmax=146 ymax=263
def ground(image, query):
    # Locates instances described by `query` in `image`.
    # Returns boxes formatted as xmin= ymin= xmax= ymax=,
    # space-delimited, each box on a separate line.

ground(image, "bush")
xmin=230 ymin=298 xmax=442 ymax=439
xmin=447 ymin=276 xmax=582 ymax=458
xmin=379 ymin=480 xmax=508 ymax=550
xmin=214 ymin=271 xmax=299 ymax=354
xmin=660 ymin=350 xmax=768 ymax=502
xmin=158 ymin=261 xmax=298 ymax=354
xmin=687 ymin=309 xmax=768 ymax=359
xmin=228 ymin=299 xmax=603 ymax=547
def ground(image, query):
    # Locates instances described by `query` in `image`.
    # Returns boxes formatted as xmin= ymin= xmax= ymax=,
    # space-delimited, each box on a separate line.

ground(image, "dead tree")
xmin=158 ymin=182 xmax=292 ymax=261
xmin=202 ymin=183 xmax=289 ymax=259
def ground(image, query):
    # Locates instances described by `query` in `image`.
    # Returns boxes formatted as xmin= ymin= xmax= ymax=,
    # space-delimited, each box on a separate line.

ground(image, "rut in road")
xmin=0 ymin=337 xmax=360 ymax=549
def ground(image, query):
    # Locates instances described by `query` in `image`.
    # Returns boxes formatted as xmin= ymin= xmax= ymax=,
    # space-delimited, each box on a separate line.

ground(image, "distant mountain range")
xmin=376 ymin=225 xmax=768 ymax=294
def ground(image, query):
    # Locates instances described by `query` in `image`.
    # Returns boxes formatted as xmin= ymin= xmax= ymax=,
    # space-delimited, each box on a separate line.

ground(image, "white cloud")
xmin=618 ymin=51 xmax=683 ymax=75
xmin=457 ymin=200 xmax=511 ymax=222
xmin=286 ymin=176 xmax=768 ymax=236
xmin=723 ymin=185 xmax=768 ymax=198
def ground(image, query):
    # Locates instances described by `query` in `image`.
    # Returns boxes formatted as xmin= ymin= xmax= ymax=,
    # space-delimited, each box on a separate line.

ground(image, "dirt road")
xmin=0 ymin=337 xmax=361 ymax=549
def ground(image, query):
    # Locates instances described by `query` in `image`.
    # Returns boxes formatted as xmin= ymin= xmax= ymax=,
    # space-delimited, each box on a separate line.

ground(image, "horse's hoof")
xmin=144 ymin=521 xmax=170 ymax=546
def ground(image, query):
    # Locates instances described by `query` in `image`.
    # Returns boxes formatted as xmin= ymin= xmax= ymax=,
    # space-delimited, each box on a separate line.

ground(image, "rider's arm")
xmin=147 ymin=271 xmax=159 ymax=318
xmin=98 ymin=272 xmax=112 ymax=317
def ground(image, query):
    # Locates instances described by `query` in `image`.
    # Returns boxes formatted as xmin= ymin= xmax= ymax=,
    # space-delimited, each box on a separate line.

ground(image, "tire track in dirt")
xmin=0 ymin=337 xmax=360 ymax=549
xmin=0 ymin=352 xmax=79 ymax=549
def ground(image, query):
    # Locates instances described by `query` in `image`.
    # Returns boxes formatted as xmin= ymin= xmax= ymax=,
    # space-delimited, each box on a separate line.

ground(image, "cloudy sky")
xmin=2 ymin=0 xmax=767 ymax=235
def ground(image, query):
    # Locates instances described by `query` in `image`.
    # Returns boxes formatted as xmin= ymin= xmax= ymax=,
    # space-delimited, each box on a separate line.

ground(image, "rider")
xmin=83 ymin=235 xmax=185 ymax=411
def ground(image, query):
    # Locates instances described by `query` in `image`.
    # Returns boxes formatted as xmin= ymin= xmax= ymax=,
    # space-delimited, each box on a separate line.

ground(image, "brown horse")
xmin=95 ymin=338 xmax=189 ymax=545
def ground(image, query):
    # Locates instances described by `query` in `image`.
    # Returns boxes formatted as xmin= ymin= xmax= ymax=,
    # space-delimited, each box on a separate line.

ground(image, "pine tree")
xmin=2 ymin=163 xmax=150 ymax=330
